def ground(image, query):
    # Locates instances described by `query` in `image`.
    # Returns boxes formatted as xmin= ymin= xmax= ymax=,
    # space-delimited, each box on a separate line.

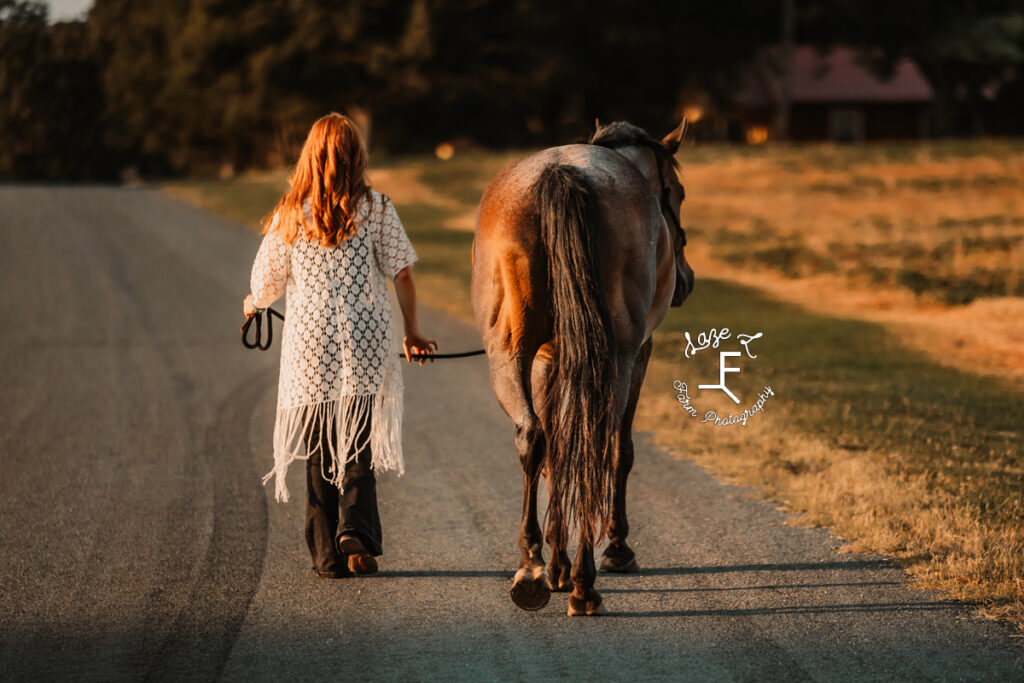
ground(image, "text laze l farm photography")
xmin=1 ymin=1 xmax=1023 ymax=681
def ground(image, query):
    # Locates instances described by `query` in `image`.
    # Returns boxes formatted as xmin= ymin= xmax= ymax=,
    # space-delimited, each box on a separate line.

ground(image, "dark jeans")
xmin=305 ymin=409 xmax=382 ymax=577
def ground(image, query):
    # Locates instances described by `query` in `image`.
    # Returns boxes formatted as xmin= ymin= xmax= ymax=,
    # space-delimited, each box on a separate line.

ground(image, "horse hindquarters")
xmin=536 ymin=164 xmax=618 ymax=615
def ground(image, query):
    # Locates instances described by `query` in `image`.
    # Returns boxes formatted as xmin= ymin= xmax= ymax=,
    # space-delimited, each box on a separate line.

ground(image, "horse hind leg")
xmin=566 ymin=346 xmax=647 ymax=614
xmin=567 ymin=535 xmax=607 ymax=616
xmin=489 ymin=349 xmax=551 ymax=611
xmin=543 ymin=470 xmax=572 ymax=592
xmin=531 ymin=350 xmax=571 ymax=592
xmin=600 ymin=338 xmax=652 ymax=574
xmin=510 ymin=413 xmax=550 ymax=611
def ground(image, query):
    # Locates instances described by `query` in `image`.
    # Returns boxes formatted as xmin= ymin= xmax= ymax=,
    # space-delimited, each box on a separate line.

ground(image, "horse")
xmin=470 ymin=119 xmax=694 ymax=616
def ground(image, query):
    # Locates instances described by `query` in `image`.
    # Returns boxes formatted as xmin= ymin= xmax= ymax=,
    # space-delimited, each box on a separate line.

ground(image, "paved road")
xmin=0 ymin=187 xmax=1021 ymax=682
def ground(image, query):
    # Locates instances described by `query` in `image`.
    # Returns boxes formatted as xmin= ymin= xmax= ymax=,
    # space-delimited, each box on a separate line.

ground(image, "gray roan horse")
xmin=471 ymin=120 xmax=694 ymax=616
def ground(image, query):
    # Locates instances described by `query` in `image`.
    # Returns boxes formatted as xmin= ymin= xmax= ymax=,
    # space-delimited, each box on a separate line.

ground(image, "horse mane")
xmin=588 ymin=121 xmax=679 ymax=171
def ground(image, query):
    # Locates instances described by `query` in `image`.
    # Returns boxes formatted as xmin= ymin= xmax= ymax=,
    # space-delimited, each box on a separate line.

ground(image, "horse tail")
xmin=535 ymin=163 xmax=617 ymax=544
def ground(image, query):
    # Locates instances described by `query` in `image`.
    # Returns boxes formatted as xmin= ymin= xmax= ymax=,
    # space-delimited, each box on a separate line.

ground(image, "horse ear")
xmin=594 ymin=117 xmax=601 ymax=131
xmin=662 ymin=118 xmax=687 ymax=154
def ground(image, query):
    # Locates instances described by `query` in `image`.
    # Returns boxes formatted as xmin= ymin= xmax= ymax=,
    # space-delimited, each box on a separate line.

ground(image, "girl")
xmin=244 ymin=113 xmax=437 ymax=579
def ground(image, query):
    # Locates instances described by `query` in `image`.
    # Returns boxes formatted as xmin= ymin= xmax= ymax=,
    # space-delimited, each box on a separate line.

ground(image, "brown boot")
xmin=338 ymin=535 xmax=378 ymax=575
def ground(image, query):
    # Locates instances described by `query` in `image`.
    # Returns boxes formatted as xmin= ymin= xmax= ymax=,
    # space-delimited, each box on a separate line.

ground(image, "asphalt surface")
xmin=1 ymin=186 xmax=1021 ymax=682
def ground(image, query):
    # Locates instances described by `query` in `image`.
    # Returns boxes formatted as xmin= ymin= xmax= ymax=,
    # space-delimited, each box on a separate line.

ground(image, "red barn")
xmin=709 ymin=46 xmax=936 ymax=143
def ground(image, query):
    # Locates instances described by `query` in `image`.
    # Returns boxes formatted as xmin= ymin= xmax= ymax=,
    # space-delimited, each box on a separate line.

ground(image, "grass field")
xmin=681 ymin=141 xmax=1024 ymax=304
xmin=163 ymin=140 xmax=1024 ymax=632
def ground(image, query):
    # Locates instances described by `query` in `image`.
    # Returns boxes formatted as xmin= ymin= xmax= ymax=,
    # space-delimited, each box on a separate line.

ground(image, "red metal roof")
xmin=738 ymin=46 xmax=934 ymax=106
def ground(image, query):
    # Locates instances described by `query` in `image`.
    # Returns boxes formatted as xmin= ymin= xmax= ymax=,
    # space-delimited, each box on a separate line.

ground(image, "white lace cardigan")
xmin=250 ymin=190 xmax=418 ymax=502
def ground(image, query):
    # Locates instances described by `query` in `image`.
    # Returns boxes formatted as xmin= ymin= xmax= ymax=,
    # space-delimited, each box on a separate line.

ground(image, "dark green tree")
xmin=89 ymin=0 xmax=430 ymax=172
xmin=0 ymin=1 xmax=110 ymax=179
xmin=89 ymin=0 xmax=189 ymax=173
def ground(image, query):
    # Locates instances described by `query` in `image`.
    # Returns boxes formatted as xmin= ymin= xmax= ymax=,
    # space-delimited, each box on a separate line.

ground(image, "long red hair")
xmin=263 ymin=113 xmax=371 ymax=246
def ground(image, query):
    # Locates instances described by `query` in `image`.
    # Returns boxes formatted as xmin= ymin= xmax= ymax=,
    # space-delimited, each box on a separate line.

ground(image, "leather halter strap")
xmin=651 ymin=147 xmax=688 ymax=253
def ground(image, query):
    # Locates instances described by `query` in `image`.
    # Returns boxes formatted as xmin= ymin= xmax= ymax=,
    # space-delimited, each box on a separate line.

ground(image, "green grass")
xmin=164 ymin=176 xmax=286 ymax=229
xmin=411 ymin=149 xmax=526 ymax=206
xmin=393 ymin=200 xmax=474 ymax=305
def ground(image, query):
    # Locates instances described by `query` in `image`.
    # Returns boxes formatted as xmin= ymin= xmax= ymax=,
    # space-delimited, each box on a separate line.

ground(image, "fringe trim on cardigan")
xmin=262 ymin=367 xmax=405 ymax=503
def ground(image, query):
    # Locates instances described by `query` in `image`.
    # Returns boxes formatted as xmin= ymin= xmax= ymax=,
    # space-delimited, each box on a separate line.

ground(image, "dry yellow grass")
xmin=683 ymin=147 xmax=1024 ymax=272
xmin=678 ymin=142 xmax=1024 ymax=383
xmin=687 ymin=256 xmax=1024 ymax=386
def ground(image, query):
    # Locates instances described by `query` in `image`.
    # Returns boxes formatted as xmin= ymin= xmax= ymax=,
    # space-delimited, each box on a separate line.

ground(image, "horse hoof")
xmin=567 ymin=592 xmax=607 ymax=616
xmin=599 ymin=555 xmax=639 ymax=573
xmin=548 ymin=565 xmax=572 ymax=592
xmin=510 ymin=566 xmax=551 ymax=611
xmin=549 ymin=578 xmax=572 ymax=592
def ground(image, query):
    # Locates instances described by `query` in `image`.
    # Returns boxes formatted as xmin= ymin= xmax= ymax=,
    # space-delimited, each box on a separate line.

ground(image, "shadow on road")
xmin=610 ymin=600 xmax=961 ymax=618
xmin=638 ymin=559 xmax=894 ymax=575
xmin=374 ymin=570 xmax=512 ymax=578
xmin=602 ymin=580 xmax=902 ymax=594
xmin=370 ymin=560 xmax=896 ymax=581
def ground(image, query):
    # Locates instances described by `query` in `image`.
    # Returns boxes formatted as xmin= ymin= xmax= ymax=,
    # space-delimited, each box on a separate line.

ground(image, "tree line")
xmin=1 ymin=0 xmax=1022 ymax=180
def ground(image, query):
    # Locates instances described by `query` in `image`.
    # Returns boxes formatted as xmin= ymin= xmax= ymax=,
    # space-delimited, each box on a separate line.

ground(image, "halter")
xmin=643 ymin=141 xmax=688 ymax=255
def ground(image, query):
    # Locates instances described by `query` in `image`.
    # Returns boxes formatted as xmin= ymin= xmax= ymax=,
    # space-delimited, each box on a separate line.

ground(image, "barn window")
xmin=829 ymin=108 xmax=865 ymax=143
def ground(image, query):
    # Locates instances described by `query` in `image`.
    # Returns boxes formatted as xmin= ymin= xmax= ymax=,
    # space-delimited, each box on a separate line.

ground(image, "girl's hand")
xmin=403 ymin=332 xmax=438 ymax=366
xmin=243 ymin=294 xmax=257 ymax=318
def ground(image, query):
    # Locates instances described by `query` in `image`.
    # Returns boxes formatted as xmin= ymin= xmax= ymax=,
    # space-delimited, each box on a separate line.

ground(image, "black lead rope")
xmin=241 ymin=307 xmax=485 ymax=360
xmin=241 ymin=307 xmax=285 ymax=351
